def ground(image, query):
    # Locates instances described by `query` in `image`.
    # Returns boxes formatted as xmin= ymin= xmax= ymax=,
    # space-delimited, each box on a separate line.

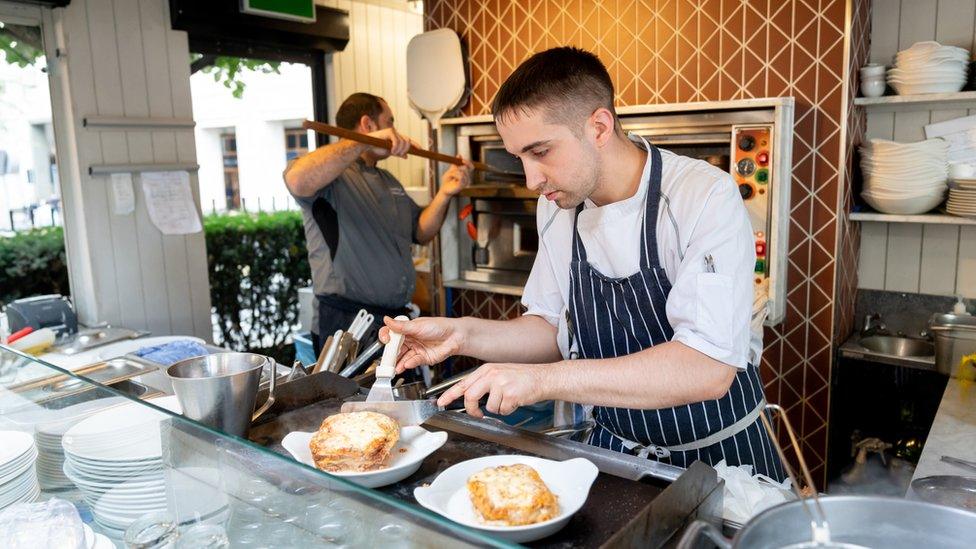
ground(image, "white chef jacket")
xmin=522 ymin=135 xmax=761 ymax=370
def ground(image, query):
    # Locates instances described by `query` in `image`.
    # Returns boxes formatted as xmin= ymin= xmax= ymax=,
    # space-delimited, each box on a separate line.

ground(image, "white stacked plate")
xmin=0 ymin=432 xmax=40 ymax=510
xmin=32 ymin=398 xmax=127 ymax=490
xmin=888 ymin=41 xmax=969 ymax=95
xmin=860 ymin=138 xmax=949 ymax=214
xmin=61 ymin=396 xmax=181 ymax=532
xmin=946 ymin=178 xmax=976 ymax=217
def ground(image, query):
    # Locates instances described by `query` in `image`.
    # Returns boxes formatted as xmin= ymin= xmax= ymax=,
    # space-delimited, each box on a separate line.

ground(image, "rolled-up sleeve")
xmin=666 ymin=179 xmax=755 ymax=369
xmin=521 ymin=212 xmax=563 ymax=327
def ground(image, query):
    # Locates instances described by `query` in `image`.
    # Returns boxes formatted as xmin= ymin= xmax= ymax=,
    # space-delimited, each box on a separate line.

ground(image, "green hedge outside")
xmin=205 ymin=210 xmax=310 ymax=362
xmin=0 ymin=226 xmax=70 ymax=305
xmin=0 ymin=211 xmax=311 ymax=364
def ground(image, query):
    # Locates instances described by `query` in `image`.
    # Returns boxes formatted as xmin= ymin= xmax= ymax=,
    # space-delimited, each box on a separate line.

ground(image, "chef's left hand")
xmin=437 ymin=362 xmax=547 ymax=418
xmin=440 ymin=159 xmax=473 ymax=196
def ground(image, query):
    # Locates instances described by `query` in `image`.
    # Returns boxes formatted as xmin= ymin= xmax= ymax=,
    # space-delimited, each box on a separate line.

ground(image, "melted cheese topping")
xmin=466 ymin=464 xmax=559 ymax=526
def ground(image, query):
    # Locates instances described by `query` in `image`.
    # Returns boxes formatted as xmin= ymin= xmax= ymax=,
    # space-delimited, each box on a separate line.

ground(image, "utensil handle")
xmin=302 ymin=120 xmax=506 ymax=176
xmin=676 ymin=519 xmax=732 ymax=549
xmin=424 ymin=371 xmax=470 ymax=398
xmin=759 ymin=403 xmax=831 ymax=539
xmin=941 ymin=454 xmax=976 ymax=473
xmin=253 ymin=360 xmax=277 ymax=421
xmin=339 ymin=340 xmax=383 ymax=377
xmin=377 ymin=315 xmax=409 ymax=378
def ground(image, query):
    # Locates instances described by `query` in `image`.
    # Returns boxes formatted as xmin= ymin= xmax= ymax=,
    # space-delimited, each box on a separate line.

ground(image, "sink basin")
xmin=860 ymin=336 xmax=934 ymax=357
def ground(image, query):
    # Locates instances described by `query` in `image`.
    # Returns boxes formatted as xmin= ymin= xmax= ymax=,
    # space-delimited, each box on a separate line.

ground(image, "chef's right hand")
xmin=379 ymin=316 xmax=465 ymax=373
xmin=367 ymin=127 xmax=410 ymax=159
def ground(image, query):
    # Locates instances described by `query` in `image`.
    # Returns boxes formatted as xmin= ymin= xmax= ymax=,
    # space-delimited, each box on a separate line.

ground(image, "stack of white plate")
xmin=888 ymin=41 xmax=969 ymax=95
xmin=0 ymin=432 xmax=40 ymax=510
xmin=947 ymin=178 xmax=976 ymax=217
xmin=860 ymin=138 xmax=949 ymax=214
xmin=61 ymin=396 xmax=181 ymax=533
xmin=32 ymin=398 xmax=126 ymax=490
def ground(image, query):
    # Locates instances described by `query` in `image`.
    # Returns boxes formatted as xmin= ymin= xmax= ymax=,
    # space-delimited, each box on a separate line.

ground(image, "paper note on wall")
xmin=925 ymin=114 xmax=976 ymax=164
xmin=110 ymin=172 xmax=135 ymax=215
xmin=140 ymin=171 xmax=202 ymax=235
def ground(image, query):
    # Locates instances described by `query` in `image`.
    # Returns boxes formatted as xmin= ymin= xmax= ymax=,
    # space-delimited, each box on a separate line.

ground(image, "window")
xmin=221 ymin=131 xmax=240 ymax=209
xmin=284 ymin=128 xmax=309 ymax=161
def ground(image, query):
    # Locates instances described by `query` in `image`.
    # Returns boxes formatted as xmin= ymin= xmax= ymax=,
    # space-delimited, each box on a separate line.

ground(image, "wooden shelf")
xmin=853 ymin=90 xmax=976 ymax=111
xmin=850 ymin=210 xmax=976 ymax=225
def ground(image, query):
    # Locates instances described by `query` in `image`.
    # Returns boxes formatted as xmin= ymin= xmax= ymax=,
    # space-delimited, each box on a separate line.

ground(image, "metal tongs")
xmin=758 ymin=404 xmax=835 ymax=547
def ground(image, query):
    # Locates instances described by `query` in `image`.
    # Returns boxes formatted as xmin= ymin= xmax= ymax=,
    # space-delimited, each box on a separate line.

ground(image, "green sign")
xmin=240 ymin=0 xmax=316 ymax=23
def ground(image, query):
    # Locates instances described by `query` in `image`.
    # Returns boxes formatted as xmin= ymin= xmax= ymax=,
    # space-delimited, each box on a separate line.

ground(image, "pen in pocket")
xmin=704 ymin=253 xmax=716 ymax=273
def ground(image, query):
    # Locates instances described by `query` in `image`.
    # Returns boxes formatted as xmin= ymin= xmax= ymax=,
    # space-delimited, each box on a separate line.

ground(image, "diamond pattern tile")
xmin=428 ymin=0 xmax=868 ymax=487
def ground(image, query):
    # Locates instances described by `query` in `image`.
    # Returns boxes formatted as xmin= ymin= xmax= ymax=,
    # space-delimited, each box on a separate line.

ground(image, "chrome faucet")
xmin=861 ymin=313 xmax=887 ymax=337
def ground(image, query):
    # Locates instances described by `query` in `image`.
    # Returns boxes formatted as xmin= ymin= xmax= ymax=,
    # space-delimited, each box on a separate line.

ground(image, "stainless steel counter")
xmin=909 ymin=379 xmax=976 ymax=492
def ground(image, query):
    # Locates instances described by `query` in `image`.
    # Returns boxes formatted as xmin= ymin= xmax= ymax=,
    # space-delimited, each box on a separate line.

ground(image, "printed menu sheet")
xmin=925 ymin=114 xmax=976 ymax=164
xmin=140 ymin=171 xmax=202 ymax=235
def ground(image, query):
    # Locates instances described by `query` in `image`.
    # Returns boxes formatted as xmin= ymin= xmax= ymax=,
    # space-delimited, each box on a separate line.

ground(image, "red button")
xmin=756 ymin=151 xmax=769 ymax=166
xmin=756 ymin=242 xmax=766 ymax=256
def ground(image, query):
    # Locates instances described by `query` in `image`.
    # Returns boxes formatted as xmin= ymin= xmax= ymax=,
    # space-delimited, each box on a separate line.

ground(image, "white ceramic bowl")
xmin=860 ymin=78 xmax=886 ymax=98
xmin=862 ymin=190 xmax=945 ymax=214
xmin=890 ymin=80 xmax=966 ymax=95
xmin=414 ymin=455 xmax=598 ymax=544
xmin=281 ymin=426 xmax=447 ymax=488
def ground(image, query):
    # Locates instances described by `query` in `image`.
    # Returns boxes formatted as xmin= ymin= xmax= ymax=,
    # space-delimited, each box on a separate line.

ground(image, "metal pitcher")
xmin=166 ymin=352 xmax=277 ymax=437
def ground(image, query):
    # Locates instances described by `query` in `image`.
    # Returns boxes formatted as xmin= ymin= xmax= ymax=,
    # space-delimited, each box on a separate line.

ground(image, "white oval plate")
xmin=282 ymin=426 xmax=447 ymax=488
xmin=413 ymin=455 xmax=598 ymax=544
xmin=62 ymin=397 xmax=181 ymax=461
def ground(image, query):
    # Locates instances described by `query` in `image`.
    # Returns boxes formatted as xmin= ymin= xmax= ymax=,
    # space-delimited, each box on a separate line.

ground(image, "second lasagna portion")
xmin=309 ymin=411 xmax=400 ymax=472
xmin=466 ymin=463 xmax=560 ymax=526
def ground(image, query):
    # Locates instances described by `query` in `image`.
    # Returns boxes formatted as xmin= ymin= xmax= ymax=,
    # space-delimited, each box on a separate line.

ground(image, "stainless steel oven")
xmin=438 ymin=98 xmax=794 ymax=324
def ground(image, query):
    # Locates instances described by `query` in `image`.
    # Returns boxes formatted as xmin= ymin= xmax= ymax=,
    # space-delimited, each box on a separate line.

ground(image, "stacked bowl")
xmin=860 ymin=138 xmax=949 ymax=214
xmin=0 ymin=432 xmax=40 ymax=511
xmin=888 ymin=41 xmax=969 ymax=95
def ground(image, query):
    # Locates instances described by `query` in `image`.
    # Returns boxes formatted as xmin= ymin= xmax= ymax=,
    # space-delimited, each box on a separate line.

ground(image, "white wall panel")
xmin=321 ymin=0 xmax=426 ymax=187
xmin=50 ymin=0 xmax=212 ymax=339
xmin=857 ymin=0 xmax=976 ymax=298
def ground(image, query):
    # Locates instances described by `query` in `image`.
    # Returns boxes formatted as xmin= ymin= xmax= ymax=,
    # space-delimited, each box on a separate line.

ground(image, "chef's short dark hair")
xmin=335 ymin=93 xmax=386 ymax=130
xmin=492 ymin=47 xmax=618 ymax=132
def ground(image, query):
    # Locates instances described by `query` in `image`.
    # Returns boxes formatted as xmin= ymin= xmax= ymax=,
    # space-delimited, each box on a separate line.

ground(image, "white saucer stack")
xmin=888 ymin=41 xmax=969 ymax=95
xmin=860 ymin=138 xmax=949 ymax=214
xmin=947 ymin=178 xmax=976 ymax=217
xmin=60 ymin=396 xmax=180 ymax=534
xmin=0 ymin=432 xmax=40 ymax=511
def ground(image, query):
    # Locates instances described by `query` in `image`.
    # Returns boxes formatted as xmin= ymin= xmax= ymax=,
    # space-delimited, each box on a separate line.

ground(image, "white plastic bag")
xmin=0 ymin=498 xmax=85 ymax=549
xmin=713 ymin=460 xmax=795 ymax=524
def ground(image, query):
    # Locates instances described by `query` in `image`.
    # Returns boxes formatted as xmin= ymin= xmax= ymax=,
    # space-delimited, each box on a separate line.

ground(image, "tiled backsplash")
xmin=427 ymin=0 xmax=868 ymax=484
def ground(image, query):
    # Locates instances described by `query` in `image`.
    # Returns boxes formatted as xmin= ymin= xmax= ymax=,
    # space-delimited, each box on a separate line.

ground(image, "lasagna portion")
xmin=466 ymin=464 xmax=560 ymax=526
xmin=309 ymin=411 xmax=400 ymax=472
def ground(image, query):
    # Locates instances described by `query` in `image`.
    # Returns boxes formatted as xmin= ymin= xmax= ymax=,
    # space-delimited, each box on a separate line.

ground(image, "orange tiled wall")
xmin=429 ymin=0 xmax=863 ymax=484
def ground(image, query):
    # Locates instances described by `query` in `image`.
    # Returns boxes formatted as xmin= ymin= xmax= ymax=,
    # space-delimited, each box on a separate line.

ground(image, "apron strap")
xmin=610 ymin=399 xmax=767 ymax=459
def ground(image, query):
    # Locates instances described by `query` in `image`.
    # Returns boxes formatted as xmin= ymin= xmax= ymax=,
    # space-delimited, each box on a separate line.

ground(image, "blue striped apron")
xmin=567 ymin=142 xmax=785 ymax=480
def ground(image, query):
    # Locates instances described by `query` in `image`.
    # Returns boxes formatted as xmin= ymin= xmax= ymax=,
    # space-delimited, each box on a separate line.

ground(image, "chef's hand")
xmin=379 ymin=316 xmax=466 ymax=373
xmin=440 ymin=159 xmax=473 ymax=196
xmin=366 ymin=127 xmax=411 ymax=159
xmin=436 ymin=363 xmax=546 ymax=418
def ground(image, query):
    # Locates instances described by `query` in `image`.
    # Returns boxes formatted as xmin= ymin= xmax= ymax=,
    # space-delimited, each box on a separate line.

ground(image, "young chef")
xmin=380 ymin=48 xmax=785 ymax=479
xmin=284 ymin=93 xmax=472 ymax=354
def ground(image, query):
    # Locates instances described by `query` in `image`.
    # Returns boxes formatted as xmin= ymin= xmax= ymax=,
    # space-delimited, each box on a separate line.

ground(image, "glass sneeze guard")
xmin=0 ymin=345 xmax=517 ymax=548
